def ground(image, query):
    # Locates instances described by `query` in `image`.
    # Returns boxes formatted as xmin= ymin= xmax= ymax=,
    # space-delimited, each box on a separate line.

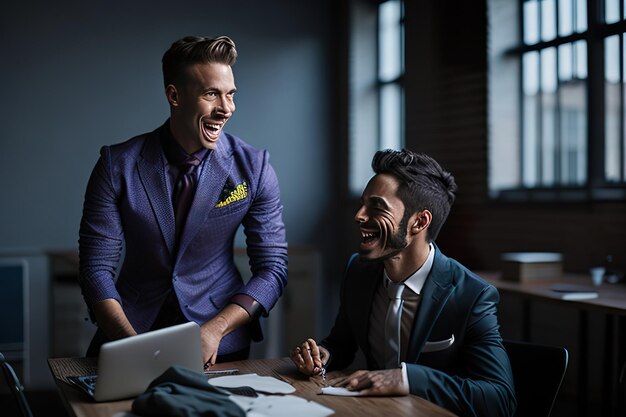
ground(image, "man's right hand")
xmin=290 ymin=338 xmax=329 ymax=375
xmin=92 ymin=298 xmax=137 ymax=341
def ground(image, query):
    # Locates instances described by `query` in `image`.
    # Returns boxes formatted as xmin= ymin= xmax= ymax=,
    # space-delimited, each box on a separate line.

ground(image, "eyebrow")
xmin=202 ymin=87 xmax=237 ymax=94
xmin=367 ymin=196 xmax=390 ymax=209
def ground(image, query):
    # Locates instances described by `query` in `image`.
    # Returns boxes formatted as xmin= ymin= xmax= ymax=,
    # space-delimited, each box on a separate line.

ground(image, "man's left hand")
xmin=200 ymin=303 xmax=251 ymax=368
xmin=328 ymin=369 xmax=409 ymax=396
xmin=200 ymin=317 xmax=227 ymax=367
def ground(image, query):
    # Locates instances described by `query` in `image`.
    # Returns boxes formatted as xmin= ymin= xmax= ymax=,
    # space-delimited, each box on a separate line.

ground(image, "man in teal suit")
xmin=291 ymin=150 xmax=515 ymax=417
xmin=79 ymin=36 xmax=287 ymax=367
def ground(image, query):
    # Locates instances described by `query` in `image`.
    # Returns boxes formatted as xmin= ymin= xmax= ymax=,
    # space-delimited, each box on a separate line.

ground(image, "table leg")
xmin=578 ymin=310 xmax=588 ymax=417
xmin=617 ymin=316 xmax=626 ymax=417
xmin=601 ymin=314 xmax=614 ymax=417
xmin=521 ymin=299 xmax=531 ymax=341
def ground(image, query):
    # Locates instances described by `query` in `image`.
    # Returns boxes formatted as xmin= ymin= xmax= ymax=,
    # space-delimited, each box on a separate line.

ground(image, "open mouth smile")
xmin=360 ymin=229 xmax=381 ymax=246
xmin=202 ymin=120 xmax=224 ymax=141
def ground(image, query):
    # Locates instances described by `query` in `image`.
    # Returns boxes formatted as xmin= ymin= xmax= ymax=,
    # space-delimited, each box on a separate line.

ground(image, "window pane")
xmin=542 ymin=0 xmax=557 ymax=41
xmin=523 ymin=51 xmax=540 ymax=95
xmin=558 ymin=0 xmax=573 ymax=36
xmin=606 ymin=0 xmax=621 ymax=24
xmin=541 ymin=48 xmax=558 ymax=185
xmin=559 ymin=41 xmax=587 ymax=185
xmin=524 ymin=0 xmax=540 ymax=44
xmin=523 ymin=95 xmax=539 ymax=186
xmin=379 ymin=0 xmax=403 ymax=82
xmin=542 ymin=91 xmax=557 ymax=185
xmin=379 ymin=84 xmax=403 ymax=150
xmin=558 ymin=43 xmax=572 ymax=81
xmin=604 ymin=35 xmax=621 ymax=182
xmin=560 ymin=81 xmax=587 ymax=185
xmin=523 ymin=51 xmax=540 ymax=186
xmin=574 ymin=40 xmax=587 ymax=79
xmin=576 ymin=0 xmax=587 ymax=32
xmin=541 ymin=47 xmax=558 ymax=93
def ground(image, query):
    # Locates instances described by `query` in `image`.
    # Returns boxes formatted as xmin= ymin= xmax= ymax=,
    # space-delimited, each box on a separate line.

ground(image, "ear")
xmin=410 ymin=210 xmax=432 ymax=235
xmin=165 ymin=84 xmax=179 ymax=107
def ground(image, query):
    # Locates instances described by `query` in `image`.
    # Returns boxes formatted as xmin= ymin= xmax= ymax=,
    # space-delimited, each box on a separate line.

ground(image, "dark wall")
xmin=0 ymin=0 xmax=339 ymax=254
xmin=404 ymin=0 xmax=626 ymax=274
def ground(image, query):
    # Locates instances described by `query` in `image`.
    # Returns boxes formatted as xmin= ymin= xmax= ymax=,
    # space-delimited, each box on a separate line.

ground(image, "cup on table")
xmin=590 ymin=267 xmax=605 ymax=286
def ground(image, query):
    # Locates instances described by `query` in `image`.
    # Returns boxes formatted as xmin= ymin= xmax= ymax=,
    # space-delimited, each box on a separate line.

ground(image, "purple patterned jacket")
xmin=78 ymin=122 xmax=288 ymax=354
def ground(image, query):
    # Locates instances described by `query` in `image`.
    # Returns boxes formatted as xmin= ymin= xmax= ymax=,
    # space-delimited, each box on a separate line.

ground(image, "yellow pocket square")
xmin=215 ymin=182 xmax=248 ymax=208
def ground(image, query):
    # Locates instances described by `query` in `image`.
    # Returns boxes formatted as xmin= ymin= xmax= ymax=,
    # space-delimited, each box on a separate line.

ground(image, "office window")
xmin=489 ymin=0 xmax=626 ymax=200
xmin=349 ymin=0 xmax=405 ymax=195
xmin=604 ymin=32 xmax=626 ymax=182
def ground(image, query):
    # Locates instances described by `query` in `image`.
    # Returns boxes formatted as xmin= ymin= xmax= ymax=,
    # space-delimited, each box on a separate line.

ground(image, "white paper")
xmin=230 ymin=394 xmax=334 ymax=417
xmin=208 ymin=373 xmax=296 ymax=394
xmin=320 ymin=386 xmax=364 ymax=396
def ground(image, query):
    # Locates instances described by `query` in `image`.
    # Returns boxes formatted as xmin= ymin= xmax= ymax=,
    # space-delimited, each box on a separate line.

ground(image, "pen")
xmin=204 ymin=368 xmax=240 ymax=376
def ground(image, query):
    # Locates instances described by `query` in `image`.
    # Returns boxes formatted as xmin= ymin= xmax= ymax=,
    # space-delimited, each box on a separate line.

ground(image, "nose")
xmin=216 ymin=95 xmax=235 ymax=118
xmin=354 ymin=205 xmax=368 ymax=224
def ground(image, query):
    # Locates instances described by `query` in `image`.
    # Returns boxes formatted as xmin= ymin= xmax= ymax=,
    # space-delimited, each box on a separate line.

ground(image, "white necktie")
xmin=385 ymin=281 xmax=404 ymax=368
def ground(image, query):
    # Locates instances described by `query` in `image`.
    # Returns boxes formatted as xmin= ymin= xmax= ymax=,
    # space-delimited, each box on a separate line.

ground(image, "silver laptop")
xmin=69 ymin=321 xmax=203 ymax=401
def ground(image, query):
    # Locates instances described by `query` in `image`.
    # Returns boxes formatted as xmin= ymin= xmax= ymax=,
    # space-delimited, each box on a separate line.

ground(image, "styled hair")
xmin=162 ymin=35 xmax=237 ymax=87
xmin=371 ymin=149 xmax=458 ymax=241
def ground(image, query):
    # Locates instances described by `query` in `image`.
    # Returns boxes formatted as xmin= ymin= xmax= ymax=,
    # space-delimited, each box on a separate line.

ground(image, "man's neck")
xmin=383 ymin=241 xmax=431 ymax=283
xmin=168 ymin=117 xmax=201 ymax=155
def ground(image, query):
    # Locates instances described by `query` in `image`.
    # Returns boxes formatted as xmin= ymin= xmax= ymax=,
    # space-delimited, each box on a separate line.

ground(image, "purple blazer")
xmin=78 ymin=122 xmax=288 ymax=354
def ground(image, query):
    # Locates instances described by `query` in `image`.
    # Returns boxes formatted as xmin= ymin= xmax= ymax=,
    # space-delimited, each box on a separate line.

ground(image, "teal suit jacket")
xmin=321 ymin=245 xmax=516 ymax=417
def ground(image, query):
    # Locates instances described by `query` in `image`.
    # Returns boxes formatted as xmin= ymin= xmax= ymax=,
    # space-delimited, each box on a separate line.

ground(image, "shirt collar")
xmin=383 ymin=242 xmax=435 ymax=295
xmin=161 ymin=119 xmax=209 ymax=166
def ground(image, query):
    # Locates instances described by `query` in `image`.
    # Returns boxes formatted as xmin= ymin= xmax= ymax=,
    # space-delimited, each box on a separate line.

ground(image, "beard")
xmin=359 ymin=211 xmax=410 ymax=262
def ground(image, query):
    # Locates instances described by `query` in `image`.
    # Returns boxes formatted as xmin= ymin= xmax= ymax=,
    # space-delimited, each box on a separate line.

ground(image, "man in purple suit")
xmin=78 ymin=36 xmax=288 ymax=367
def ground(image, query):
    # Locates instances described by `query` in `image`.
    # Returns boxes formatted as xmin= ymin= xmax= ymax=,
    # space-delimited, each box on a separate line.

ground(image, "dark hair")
xmin=162 ymin=35 xmax=237 ymax=87
xmin=371 ymin=149 xmax=457 ymax=241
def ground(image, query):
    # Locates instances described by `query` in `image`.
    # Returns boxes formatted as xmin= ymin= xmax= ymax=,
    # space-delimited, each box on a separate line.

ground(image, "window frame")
xmin=493 ymin=0 xmax=626 ymax=202
xmin=348 ymin=0 xmax=405 ymax=196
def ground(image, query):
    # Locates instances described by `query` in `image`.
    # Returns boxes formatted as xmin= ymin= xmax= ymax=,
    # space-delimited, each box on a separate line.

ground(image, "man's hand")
xmin=200 ymin=317 xmax=226 ymax=367
xmin=200 ymin=303 xmax=250 ymax=368
xmin=328 ymin=369 xmax=409 ymax=396
xmin=92 ymin=298 xmax=137 ymax=341
xmin=290 ymin=338 xmax=330 ymax=375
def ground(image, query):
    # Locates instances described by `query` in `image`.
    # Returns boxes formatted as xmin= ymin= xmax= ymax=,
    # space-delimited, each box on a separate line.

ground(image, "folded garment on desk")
xmin=132 ymin=366 xmax=245 ymax=417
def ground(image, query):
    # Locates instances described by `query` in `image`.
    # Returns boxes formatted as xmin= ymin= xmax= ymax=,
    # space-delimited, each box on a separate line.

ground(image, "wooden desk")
xmin=48 ymin=357 xmax=457 ymax=417
xmin=479 ymin=271 xmax=626 ymax=417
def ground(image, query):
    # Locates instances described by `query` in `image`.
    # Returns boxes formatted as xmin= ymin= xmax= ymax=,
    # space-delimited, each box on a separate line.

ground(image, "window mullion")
xmin=587 ymin=0 xmax=605 ymax=190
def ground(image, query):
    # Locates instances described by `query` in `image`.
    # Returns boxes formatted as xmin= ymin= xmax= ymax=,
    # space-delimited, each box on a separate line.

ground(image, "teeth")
xmin=361 ymin=232 xmax=376 ymax=239
xmin=203 ymin=122 xmax=221 ymax=130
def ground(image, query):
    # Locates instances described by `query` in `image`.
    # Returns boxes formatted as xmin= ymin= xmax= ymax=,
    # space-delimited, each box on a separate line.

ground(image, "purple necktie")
xmin=173 ymin=155 xmax=201 ymax=245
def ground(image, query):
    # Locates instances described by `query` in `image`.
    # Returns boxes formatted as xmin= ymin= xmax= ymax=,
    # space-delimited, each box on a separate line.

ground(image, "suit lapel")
xmin=136 ymin=126 xmax=176 ymax=258
xmin=176 ymin=134 xmax=234 ymax=261
xmin=406 ymin=246 xmax=457 ymax=363
xmin=353 ymin=260 xmax=383 ymax=355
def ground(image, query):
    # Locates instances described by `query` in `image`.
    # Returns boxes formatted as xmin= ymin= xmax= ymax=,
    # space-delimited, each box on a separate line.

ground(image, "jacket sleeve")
xmin=78 ymin=146 xmax=124 ymax=314
xmin=319 ymin=254 xmax=361 ymax=370
xmin=406 ymin=285 xmax=517 ymax=417
xmin=239 ymin=150 xmax=288 ymax=315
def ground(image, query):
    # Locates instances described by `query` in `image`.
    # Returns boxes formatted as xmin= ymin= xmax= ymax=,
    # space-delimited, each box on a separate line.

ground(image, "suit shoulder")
xmin=223 ymin=132 xmax=269 ymax=161
xmin=103 ymin=129 xmax=158 ymax=161
xmin=437 ymin=251 xmax=496 ymax=294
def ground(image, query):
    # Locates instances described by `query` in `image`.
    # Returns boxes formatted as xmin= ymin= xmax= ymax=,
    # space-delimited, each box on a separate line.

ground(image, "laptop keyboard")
xmin=82 ymin=375 xmax=98 ymax=391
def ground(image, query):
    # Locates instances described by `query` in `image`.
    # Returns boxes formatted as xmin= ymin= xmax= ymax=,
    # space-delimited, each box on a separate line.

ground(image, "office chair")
xmin=504 ymin=340 xmax=568 ymax=417
xmin=0 ymin=352 xmax=34 ymax=417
